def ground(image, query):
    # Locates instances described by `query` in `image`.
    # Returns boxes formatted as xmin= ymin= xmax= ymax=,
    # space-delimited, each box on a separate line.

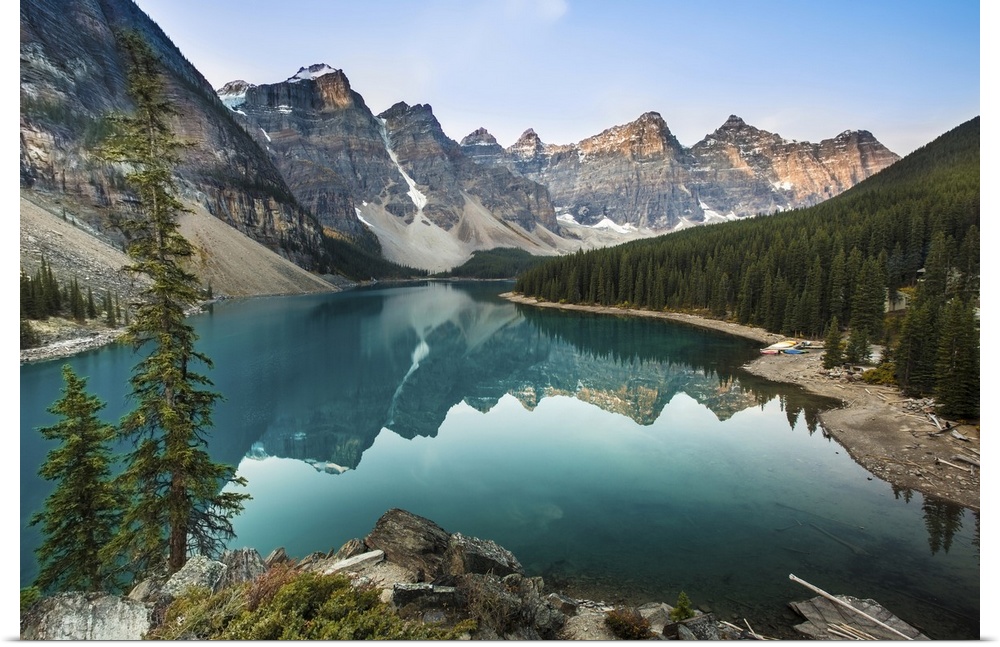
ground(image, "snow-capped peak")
xmin=287 ymin=63 xmax=339 ymax=83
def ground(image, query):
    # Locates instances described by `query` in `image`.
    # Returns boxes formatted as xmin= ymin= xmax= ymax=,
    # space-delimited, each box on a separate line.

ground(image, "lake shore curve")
xmin=501 ymin=292 xmax=980 ymax=511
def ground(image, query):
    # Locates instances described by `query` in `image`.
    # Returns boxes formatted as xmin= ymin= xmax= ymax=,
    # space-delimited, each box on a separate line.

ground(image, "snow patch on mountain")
xmin=591 ymin=217 xmax=635 ymax=234
xmin=378 ymin=118 xmax=428 ymax=213
xmin=287 ymin=63 xmax=339 ymax=83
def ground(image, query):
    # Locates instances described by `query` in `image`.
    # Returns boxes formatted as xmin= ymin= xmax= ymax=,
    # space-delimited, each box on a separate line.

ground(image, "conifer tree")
xmin=30 ymin=366 xmax=119 ymax=592
xmin=822 ymin=316 xmax=844 ymax=369
xmin=844 ymin=328 xmax=871 ymax=365
xmin=934 ymin=297 xmax=979 ymax=419
xmin=70 ymin=278 xmax=85 ymax=322
xmin=98 ymin=30 xmax=248 ymax=578
xmin=86 ymin=286 xmax=97 ymax=319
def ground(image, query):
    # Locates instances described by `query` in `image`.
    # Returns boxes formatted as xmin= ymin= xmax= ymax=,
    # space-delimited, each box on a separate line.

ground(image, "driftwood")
xmin=828 ymin=622 xmax=877 ymax=640
xmin=927 ymin=413 xmax=943 ymax=430
xmin=950 ymin=429 xmax=970 ymax=441
xmin=951 ymin=454 xmax=980 ymax=468
xmin=788 ymin=574 xmax=923 ymax=640
xmin=936 ymin=458 xmax=973 ymax=473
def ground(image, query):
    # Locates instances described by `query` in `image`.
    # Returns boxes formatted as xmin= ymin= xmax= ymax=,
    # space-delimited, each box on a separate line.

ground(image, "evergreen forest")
xmin=515 ymin=118 xmax=980 ymax=418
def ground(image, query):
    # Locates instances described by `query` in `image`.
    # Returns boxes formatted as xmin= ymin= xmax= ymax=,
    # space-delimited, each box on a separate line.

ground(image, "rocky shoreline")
xmin=22 ymin=508 xmax=928 ymax=640
xmin=501 ymin=293 xmax=980 ymax=511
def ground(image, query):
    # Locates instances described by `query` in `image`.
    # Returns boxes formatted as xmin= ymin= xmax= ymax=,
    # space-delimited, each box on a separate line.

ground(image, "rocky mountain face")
xmin=460 ymin=113 xmax=900 ymax=230
xmin=20 ymin=0 xmax=330 ymax=273
xmin=21 ymin=0 xmax=900 ymax=278
xmin=222 ymin=66 xmax=562 ymax=271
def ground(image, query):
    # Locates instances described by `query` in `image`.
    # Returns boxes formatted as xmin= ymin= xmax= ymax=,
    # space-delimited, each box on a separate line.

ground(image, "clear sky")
xmin=130 ymin=0 xmax=980 ymax=157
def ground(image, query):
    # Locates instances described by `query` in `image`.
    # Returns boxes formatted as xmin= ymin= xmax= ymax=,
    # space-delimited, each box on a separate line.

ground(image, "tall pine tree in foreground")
xmin=30 ymin=366 xmax=119 ymax=593
xmin=98 ymin=30 xmax=248 ymax=578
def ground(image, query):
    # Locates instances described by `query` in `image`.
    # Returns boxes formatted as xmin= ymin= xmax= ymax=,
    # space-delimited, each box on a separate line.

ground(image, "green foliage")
xmin=933 ymin=297 xmax=979 ymax=419
xmin=319 ymin=234 xmax=427 ymax=280
xmin=844 ymin=328 xmax=871 ymax=365
xmin=21 ymin=259 xmax=117 ymax=325
xmin=30 ymin=366 xmax=120 ymax=593
xmin=148 ymin=571 xmax=466 ymax=640
xmin=669 ymin=591 xmax=695 ymax=622
xmin=21 ymin=587 xmax=42 ymax=616
xmin=822 ymin=316 xmax=844 ymax=369
xmin=605 ymin=607 xmax=653 ymax=639
xmin=98 ymin=30 xmax=248 ymax=579
xmin=21 ymin=318 xmax=39 ymax=349
xmin=437 ymin=248 xmax=548 ymax=279
xmin=862 ymin=362 xmax=897 ymax=386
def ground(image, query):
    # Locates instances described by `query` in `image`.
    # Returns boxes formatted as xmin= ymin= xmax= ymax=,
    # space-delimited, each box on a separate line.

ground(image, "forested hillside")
xmin=515 ymin=117 xmax=979 ymax=417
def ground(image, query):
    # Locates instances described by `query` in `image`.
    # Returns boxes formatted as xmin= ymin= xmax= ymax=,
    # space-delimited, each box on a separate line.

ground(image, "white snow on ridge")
xmin=259 ymin=128 xmax=271 ymax=143
xmin=355 ymin=208 xmax=373 ymax=228
xmin=556 ymin=214 xmax=579 ymax=225
xmin=771 ymin=180 xmax=794 ymax=191
xmin=277 ymin=105 xmax=293 ymax=114
xmin=287 ymin=64 xmax=339 ymax=83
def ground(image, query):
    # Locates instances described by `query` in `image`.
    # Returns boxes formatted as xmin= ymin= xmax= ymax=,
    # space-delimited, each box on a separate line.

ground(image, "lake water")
xmin=20 ymin=281 xmax=979 ymax=638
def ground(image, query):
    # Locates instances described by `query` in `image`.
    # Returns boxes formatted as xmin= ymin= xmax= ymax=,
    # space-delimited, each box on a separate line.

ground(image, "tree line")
xmin=515 ymin=118 xmax=980 ymax=419
xmin=28 ymin=31 xmax=248 ymax=596
xmin=19 ymin=258 xmax=128 ymax=348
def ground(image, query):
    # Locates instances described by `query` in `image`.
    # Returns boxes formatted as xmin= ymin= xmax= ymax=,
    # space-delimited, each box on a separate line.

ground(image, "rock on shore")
xmin=20 ymin=508 xmax=744 ymax=640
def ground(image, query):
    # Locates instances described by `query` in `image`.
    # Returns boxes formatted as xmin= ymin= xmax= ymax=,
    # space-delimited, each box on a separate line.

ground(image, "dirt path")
xmin=503 ymin=294 xmax=980 ymax=511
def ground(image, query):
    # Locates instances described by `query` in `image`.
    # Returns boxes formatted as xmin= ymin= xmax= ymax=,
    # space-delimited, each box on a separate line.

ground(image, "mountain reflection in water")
xmin=20 ymin=281 xmax=978 ymax=638
xmin=242 ymin=282 xmax=831 ymax=470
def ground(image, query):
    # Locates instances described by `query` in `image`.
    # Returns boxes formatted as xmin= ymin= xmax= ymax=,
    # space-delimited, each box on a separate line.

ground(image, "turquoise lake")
xmin=19 ymin=281 xmax=979 ymax=638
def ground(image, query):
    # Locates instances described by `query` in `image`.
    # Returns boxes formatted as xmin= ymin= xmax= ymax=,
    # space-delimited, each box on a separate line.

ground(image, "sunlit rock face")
xmin=225 ymin=69 xmax=559 ymax=267
xmin=20 ymin=0 xmax=328 ymax=270
xmin=461 ymin=113 xmax=899 ymax=231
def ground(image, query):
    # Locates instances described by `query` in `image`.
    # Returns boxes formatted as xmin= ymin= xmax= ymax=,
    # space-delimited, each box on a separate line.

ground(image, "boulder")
xmin=331 ymin=537 xmax=367 ymax=561
xmin=21 ymin=592 xmax=152 ymax=640
xmin=161 ymin=555 xmax=227 ymax=598
xmin=218 ymin=548 xmax=266 ymax=589
xmin=264 ymin=546 xmax=289 ymax=567
xmin=364 ymin=509 xmax=450 ymax=581
xmin=680 ymin=612 xmax=719 ymax=640
xmin=392 ymin=582 xmax=459 ymax=609
xmin=445 ymin=532 xmax=523 ymax=577
xmin=638 ymin=601 xmax=673 ymax=635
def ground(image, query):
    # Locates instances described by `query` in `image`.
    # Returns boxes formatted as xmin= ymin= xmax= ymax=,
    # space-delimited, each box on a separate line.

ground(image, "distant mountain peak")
xmin=460 ymin=127 xmax=499 ymax=147
xmin=287 ymin=63 xmax=340 ymax=83
xmin=724 ymin=114 xmax=746 ymax=126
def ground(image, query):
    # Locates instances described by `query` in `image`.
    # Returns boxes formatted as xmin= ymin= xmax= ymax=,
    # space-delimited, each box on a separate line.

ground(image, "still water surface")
xmin=20 ymin=282 xmax=979 ymax=637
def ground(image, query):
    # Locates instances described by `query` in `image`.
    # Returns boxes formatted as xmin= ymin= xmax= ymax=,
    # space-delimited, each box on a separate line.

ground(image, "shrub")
xmin=862 ymin=362 xmax=897 ymax=385
xmin=604 ymin=607 xmax=652 ymax=640
xmin=669 ymin=591 xmax=695 ymax=622
xmin=146 ymin=570 xmax=466 ymax=641
xmin=20 ymin=587 xmax=42 ymax=616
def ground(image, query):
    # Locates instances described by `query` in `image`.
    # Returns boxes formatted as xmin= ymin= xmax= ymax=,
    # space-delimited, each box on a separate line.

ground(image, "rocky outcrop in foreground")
xmin=21 ymin=508 xmax=756 ymax=640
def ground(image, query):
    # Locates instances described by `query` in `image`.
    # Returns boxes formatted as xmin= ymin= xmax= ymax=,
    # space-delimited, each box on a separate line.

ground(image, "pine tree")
xmin=69 ymin=278 xmax=84 ymax=322
xmin=86 ymin=286 xmax=97 ymax=319
xmin=30 ymin=366 xmax=119 ymax=592
xmin=844 ymin=328 xmax=871 ymax=365
xmin=822 ymin=316 xmax=844 ymax=369
xmin=933 ymin=297 xmax=979 ymax=419
xmin=21 ymin=319 xmax=39 ymax=349
xmin=98 ymin=30 xmax=249 ymax=578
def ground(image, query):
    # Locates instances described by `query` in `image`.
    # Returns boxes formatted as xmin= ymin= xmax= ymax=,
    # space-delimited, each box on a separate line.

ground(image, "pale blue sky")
xmin=132 ymin=0 xmax=981 ymax=157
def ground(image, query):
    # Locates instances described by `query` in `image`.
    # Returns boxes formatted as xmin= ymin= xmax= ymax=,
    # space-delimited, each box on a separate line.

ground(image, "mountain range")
xmin=20 ymin=0 xmax=900 ymax=284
